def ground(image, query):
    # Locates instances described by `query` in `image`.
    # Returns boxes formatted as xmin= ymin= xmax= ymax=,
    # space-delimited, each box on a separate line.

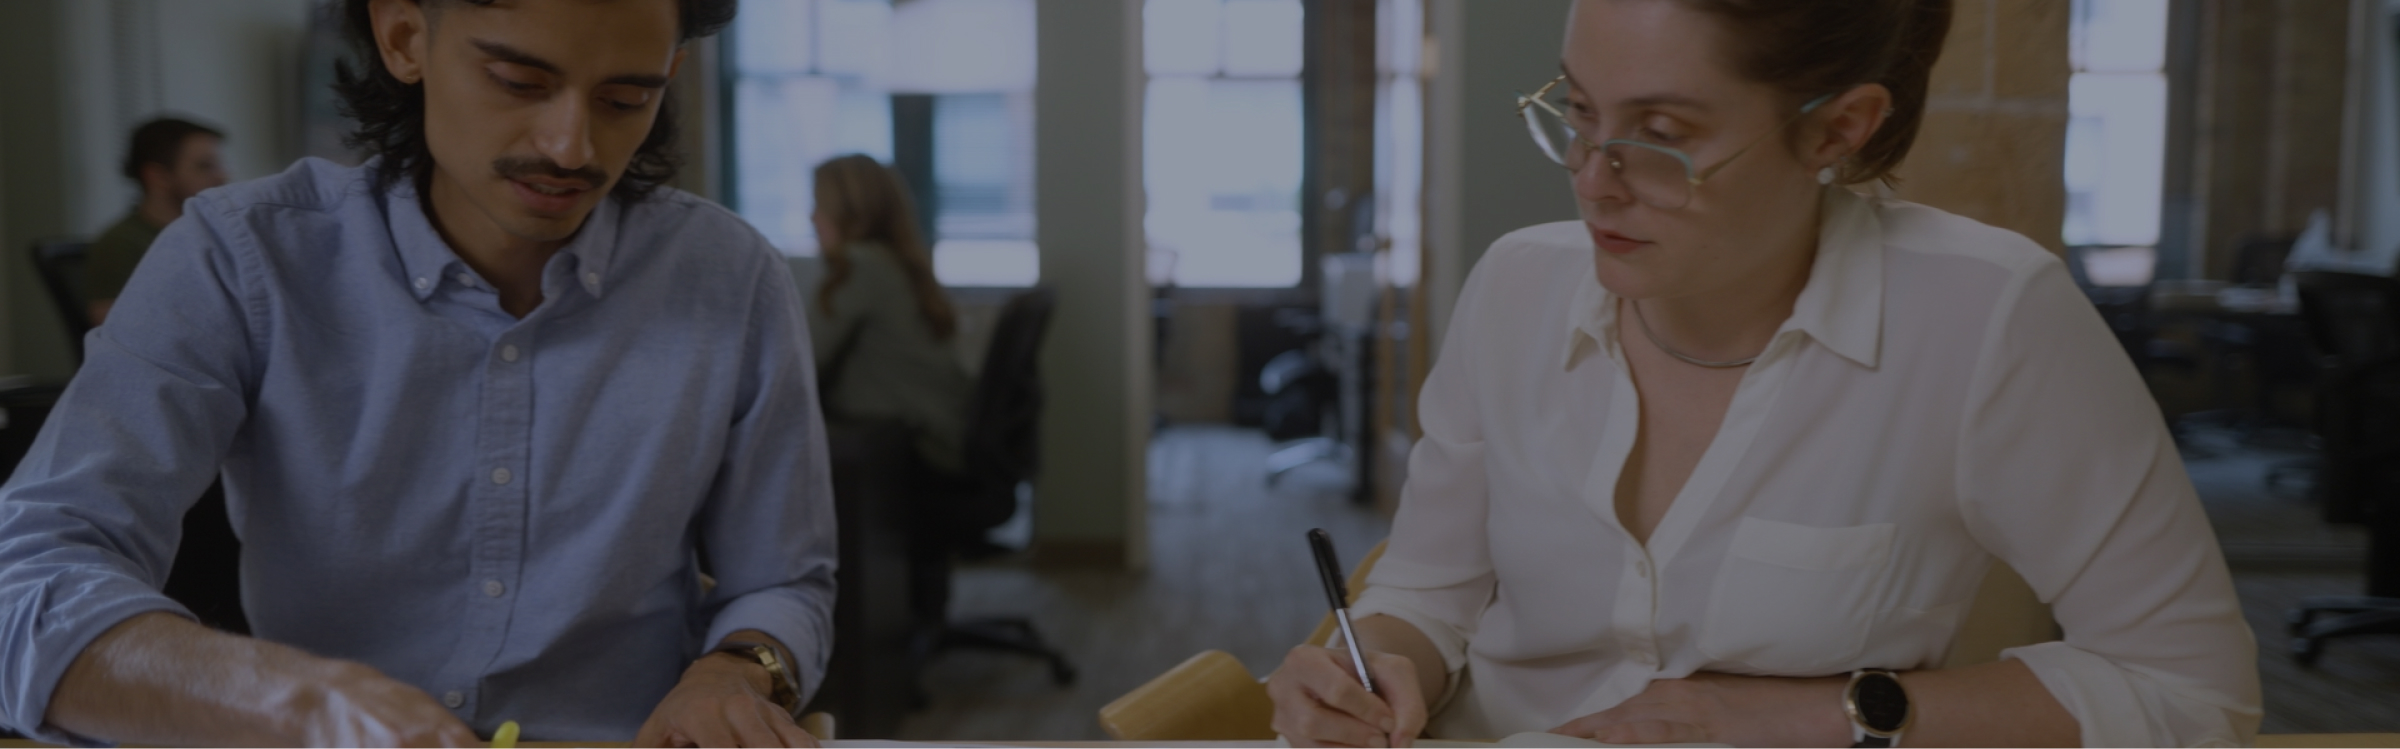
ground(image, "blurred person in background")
xmin=807 ymin=153 xmax=973 ymax=478
xmin=86 ymin=117 xmax=230 ymax=324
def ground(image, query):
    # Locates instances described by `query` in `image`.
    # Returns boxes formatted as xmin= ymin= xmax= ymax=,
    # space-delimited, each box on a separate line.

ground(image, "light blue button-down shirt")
xmin=0 ymin=158 xmax=837 ymax=743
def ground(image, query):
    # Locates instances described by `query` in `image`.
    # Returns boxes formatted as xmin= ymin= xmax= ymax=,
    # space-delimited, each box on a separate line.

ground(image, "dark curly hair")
xmin=332 ymin=0 xmax=737 ymax=202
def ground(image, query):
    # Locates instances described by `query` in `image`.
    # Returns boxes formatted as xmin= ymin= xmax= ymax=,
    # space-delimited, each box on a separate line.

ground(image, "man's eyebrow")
xmin=472 ymin=38 xmax=672 ymax=89
xmin=1558 ymin=63 xmax=1713 ymax=112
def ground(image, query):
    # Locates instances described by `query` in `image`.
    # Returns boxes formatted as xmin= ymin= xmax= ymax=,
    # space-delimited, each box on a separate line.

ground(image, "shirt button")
xmin=442 ymin=690 xmax=464 ymax=708
xmin=1634 ymin=560 xmax=1651 ymax=578
xmin=483 ymin=579 xmax=506 ymax=598
xmin=500 ymin=345 xmax=521 ymax=363
xmin=583 ymin=272 xmax=601 ymax=290
xmin=491 ymin=467 xmax=512 ymax=485
xmin=456 ymin=272 xmax=476 ymax=287
xmin=413 ymin=277 xmax=431 ymax=290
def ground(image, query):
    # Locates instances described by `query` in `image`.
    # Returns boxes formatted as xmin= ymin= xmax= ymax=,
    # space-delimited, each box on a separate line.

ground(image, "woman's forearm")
xmin=1349 ymin=613 xmax=1451 ymax=713
xmin=1897 ymin=659 xmax=2079 ymax=747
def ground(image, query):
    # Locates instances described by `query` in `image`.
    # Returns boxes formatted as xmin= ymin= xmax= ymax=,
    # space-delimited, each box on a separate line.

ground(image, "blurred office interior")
xmin=0 ymin=0 xmax=2394 ymax=740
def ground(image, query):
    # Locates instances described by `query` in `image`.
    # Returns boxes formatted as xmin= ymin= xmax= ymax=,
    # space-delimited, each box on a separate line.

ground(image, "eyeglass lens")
xmin=1526 ymin=101 xmax=1695 ymax=210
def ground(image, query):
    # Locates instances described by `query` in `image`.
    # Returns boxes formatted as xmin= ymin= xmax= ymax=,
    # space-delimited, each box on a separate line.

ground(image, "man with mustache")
xmin=0 ymin=0 xmax=835 ymax=746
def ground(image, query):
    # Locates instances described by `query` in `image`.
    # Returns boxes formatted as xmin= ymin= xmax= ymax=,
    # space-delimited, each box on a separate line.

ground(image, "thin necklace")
xmin=1629 ymin=300 xmax=1759 ymax=368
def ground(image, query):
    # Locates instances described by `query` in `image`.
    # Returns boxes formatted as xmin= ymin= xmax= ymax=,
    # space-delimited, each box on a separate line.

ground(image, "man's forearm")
xmin=47 ymin=612 xmax=310 ymax=746
xmin=709 ymin=629 xmax=799 ymax=700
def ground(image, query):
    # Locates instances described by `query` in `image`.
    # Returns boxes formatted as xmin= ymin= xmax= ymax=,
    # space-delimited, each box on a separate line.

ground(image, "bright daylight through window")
xmin=725 ymin=0 xmax=1038 ymax=287
xmin=1144 ymin=0 xmax=1308 ymax=289
xmin=2063 ymin=0 xmax=2169 ymax=283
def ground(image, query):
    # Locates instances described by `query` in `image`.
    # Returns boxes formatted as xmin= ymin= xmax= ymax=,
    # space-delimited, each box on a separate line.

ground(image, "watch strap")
xmin=713 ymin=641 xmax=803 ymax=718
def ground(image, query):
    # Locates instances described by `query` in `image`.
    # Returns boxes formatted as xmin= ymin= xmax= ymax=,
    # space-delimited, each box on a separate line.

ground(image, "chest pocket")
xmin=1696 ymin=516 xmax=1895 ymax=674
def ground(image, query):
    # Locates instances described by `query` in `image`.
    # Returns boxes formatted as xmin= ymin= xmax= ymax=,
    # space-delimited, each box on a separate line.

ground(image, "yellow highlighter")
xmin=492 ymin=720 xmax=521 ymax=749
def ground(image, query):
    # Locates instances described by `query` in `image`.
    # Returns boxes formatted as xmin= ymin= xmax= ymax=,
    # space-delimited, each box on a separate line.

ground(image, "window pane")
xmin=734 ymin=0 xmax=815 ymax=75
xmin=2071 ymin=0 xmax=2168 ymax=73
xmin=2064 ymin=72 xmax=2167 ymax=246
xmin=935 ymin=93 xmax=1034 ymax=240
xmin=934 ymin=239 xmax=1041 ymax=286
xmin=1146 ymin=77 xmax=1305 ymax=287
xmin=727 ymin=0 xmax=1037 ymax=286
xmin=1222 ymin=0 xmax=1304 ymax=77
xmin=892 ymin=0 xmax=1035 ymax=93
xmin=817 ymin=0 xmax=892 ymax=80
xmin=1146 ymin=0 xmax=1222 ymax=75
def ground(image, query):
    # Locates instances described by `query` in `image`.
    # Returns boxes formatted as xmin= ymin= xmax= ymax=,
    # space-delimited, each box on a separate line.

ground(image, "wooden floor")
xmin=2183 ymin=426 xmax=2400 ymax=734
xmin=888 ymin=423 xmax=2400 ymax=741
xmin=893 ymin=425 xmax=1390 ymax=741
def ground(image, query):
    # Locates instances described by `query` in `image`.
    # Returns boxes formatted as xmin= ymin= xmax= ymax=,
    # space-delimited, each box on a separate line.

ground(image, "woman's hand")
xmin=1266 ymin=645 xmax=1429 ymax=748
xmin=1547 ymin=672 xmax=1852 ymax=747
xmin=632 ymin=653 xmax=818 ymax=748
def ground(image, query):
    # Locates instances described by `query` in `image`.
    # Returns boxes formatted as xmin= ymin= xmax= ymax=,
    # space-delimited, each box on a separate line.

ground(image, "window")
xmin=2063 ymin=0 xmax=2169 ymax=248
xmin=1144 ymin=0 xmax=1307 ymax=288
xmin=1373 ymin=0 xmax=1424 ymax=289
xmin=724 ymin=0 xmax=1037 ymax=287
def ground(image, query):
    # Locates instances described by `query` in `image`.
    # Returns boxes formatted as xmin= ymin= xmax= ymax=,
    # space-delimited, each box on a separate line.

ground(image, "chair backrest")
xmin=2292 ymin=271 xmax=2400 ymax=369
xmin=949 ymin=287 xmax=1055 ymax=531
xmin=961 ymin=287 xmax=1056 ymax=485
xmin=2230 ymin=235 xmax=2297 ymax=286
xmin=28 ymin=240 xmax=93 ymax=363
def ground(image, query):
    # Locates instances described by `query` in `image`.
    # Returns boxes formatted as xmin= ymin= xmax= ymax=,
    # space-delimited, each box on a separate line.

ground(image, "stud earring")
xmin=1817 ymin=166 xmax=1836 ymax=185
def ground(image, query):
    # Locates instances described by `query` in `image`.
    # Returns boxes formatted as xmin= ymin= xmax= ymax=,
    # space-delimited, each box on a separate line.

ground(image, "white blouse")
xmin=1350 ymin=188 xmax=2260 ymax=746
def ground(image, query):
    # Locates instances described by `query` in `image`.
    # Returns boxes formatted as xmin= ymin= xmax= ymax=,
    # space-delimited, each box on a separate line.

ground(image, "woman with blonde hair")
xmin=807 ymin=154 xmax=972 ymax=476
xmin=1266 ymin=0 xmax=2258 ymax=746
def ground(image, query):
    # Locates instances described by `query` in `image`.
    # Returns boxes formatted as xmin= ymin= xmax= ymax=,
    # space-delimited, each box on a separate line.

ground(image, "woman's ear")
xmin=369 ymin=0 xmax=431 ymax=85
xmin=1808 ymin=83 xmax=1892 ymax=170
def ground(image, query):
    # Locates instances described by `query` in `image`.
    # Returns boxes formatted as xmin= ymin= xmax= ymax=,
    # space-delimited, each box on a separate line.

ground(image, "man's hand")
xmin=633 ymin=653 xmax=817 ymax=748
xmin=47 ymin=611 xmax=478 ymax=747
xmin=1546 ymin=671 xmax=1852 ymax=747
xmin=275 ymin=660 xmax=481 ymax=747
xmin=1266 ymin=645 xmax=1429 ymax=748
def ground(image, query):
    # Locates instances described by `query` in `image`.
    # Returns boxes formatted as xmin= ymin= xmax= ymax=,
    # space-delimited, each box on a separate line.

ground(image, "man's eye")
xmin=488 ymin=71 xmax=543 ymax=95
xmin=605 ymin=98 xmax=645 ymax=112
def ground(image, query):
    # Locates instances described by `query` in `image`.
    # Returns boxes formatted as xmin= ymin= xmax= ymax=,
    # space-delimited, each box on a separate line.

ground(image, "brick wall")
xmin=1885 ymin=0 xmax=2071 ymax=256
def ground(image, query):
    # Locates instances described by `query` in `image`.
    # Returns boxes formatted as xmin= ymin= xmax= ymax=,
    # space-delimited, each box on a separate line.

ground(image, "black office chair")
xmin=29 ymin=240 xmax=95 ymax=365
xmin=0 ymin=378 xmax=248 ymax=636
xmin=908 ymin=287 xmax=1075 ymax=688
xmin=2283 ymin=271 xmax=2400 ymax=665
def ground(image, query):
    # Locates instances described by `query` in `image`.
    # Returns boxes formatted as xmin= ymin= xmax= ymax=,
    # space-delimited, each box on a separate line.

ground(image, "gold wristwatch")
xmin=713 ymin=641 xmax=802 ymax=718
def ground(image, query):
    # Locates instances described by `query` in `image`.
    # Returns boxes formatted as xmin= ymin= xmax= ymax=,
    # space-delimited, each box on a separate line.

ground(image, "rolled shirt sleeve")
xmin=695 ymin=255 xmax=839 ymax=703
xmin=1350 ymin=256 xmax=1502 ymax=697
xmin=1959 ymin=258 xmax=2261 ymax=747
xmin=0 ymin=207 xmax=257 ymax=743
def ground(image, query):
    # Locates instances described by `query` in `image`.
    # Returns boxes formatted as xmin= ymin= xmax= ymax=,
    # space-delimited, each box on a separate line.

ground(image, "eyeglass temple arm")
xmin=1690 ymin=92 xmax=1840 ymax=184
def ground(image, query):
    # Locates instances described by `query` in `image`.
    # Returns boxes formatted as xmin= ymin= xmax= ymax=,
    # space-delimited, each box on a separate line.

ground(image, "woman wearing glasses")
xmin=1266 ymin=1 xmax=2257 ymax=746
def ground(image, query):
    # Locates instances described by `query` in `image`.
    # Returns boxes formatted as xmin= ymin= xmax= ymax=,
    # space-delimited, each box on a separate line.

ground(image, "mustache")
xmin=492 ymin=156 xmax=607 ymax=191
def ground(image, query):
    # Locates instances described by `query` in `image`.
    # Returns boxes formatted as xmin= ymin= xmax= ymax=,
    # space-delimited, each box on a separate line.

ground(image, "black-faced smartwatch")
xmin=713 ymin=641 xmax=803 ymax=719
xmin=1843 ymin=669 xmax=1912 ymax=747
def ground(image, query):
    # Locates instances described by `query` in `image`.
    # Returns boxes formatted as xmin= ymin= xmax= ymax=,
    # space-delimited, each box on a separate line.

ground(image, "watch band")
xmin=713 ymin=641 xmax=803 ymax=718
xmin=1844 ymin=669 xmax=1912 ymax=748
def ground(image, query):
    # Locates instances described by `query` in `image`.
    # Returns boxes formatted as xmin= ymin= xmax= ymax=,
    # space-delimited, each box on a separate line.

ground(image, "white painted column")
xmin=1032 ymin=0 xmax=1151 ymax=570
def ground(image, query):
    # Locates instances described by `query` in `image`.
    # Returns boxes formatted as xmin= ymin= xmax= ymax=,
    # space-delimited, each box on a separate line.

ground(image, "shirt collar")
xmin=385 ymin=175 xmax=624 ymax=303
xmin=1558 ymin=186 xmax=1885 ymax=371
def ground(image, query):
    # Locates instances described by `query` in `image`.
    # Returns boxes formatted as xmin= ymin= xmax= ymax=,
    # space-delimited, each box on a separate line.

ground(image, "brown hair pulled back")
xmin=1681 ymin=0 xmax=1952 ymax=185
xmin=813 ymin=154 xmax=957 ymax=340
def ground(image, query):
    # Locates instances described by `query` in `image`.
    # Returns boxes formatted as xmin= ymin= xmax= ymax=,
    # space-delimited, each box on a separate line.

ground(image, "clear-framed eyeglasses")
xmin=1515 ymin=75 xmax=1835 ymax=210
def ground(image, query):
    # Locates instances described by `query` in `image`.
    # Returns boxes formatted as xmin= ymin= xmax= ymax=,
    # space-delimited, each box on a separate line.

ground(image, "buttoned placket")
xmin=425 ymin=293 xmax=543 ymax=721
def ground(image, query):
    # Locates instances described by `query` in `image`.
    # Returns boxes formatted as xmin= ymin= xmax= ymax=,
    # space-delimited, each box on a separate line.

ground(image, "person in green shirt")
xmin=84 ymin=117 xmax=229 ymax=324
xmin=806 ymin=153 xmax=975 ymax=477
